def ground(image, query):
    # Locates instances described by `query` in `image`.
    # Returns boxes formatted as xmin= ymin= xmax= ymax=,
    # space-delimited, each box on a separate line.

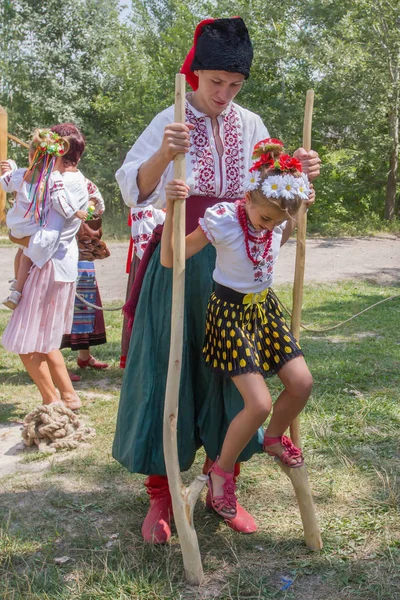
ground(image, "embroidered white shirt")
xmin=130 ymin=206 xmax=166 ymax=259
xmin=26 ymin=171 xmax=89 ymax=281
xmin=116 ymin=97 xmax=269 ymax=210
xmin=199 ymin=202 xmax=286 ymax=294
xmin=0 ymin=167 xmax=76 ymax=238
xmin=86 ymin=178 xmax=105 ymax=214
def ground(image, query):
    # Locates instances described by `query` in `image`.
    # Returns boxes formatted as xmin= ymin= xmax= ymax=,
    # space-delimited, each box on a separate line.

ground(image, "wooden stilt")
xmin=280 ymin=90 xmax=323 ymax=551
xmin=163 ymin=74 xmax=207 ymax=585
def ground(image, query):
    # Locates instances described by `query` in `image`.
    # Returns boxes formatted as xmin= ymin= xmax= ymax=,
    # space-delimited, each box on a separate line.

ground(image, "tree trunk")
xmin=384 ymin=58 xmax=399 ymax=221
xmin=384 ymin=107 xmax=399 ymax=220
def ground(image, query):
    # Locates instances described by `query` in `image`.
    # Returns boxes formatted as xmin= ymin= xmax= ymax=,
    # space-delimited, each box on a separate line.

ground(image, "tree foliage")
xmin=0 ymin=0 xmax=399 ymax=229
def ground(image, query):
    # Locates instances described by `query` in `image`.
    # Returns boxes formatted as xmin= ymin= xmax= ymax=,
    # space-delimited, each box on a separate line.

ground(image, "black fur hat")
xmin=181 ymin=17 xmax=253 ymax=90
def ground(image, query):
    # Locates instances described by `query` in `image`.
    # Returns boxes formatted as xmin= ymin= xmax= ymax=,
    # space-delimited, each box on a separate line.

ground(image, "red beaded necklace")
xmin=236 ymin=200 xmax=273 ymax=266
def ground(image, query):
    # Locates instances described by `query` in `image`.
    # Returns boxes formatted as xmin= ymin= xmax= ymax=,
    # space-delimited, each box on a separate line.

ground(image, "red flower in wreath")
xmin=249 ymin=154 xmax=275 ymax=172
xmin=254 ymin=138 xmax=284 ymax=150
xmin=279 ymin=154 xmax=302 ymax=172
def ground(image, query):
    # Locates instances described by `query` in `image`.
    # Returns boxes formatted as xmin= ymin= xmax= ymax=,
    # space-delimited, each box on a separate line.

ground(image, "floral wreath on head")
xmin=35 ymin=129 xmax=69 ymax=157
xmin=23 ymin=129 xmax=70 ymax=226
xmin=244 ymin=138 xmax=310 ymax=201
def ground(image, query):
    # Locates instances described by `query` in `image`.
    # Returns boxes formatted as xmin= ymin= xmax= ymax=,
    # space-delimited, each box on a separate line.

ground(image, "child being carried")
xmin=1 ymin=129 xmax=88 ymax=309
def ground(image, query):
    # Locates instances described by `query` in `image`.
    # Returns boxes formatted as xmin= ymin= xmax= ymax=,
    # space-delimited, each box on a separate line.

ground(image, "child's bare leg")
xmin=210 ymin=373 xmax=272 ymax=501
xmin=264 ymin=356 xmax=313 ymax=465
xmin=14 ymin=248 xmax=23 ymax=279
xmin=14 ymin=253 xmax=33 ymax=293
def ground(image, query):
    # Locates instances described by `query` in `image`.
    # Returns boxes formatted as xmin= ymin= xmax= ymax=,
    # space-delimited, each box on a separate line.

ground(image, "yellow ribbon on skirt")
xmin=242 ymin=288 xmax=270 ymax=326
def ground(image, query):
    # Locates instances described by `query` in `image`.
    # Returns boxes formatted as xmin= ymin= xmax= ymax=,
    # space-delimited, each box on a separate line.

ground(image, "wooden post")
xmin=277 ymin=90 xmax=323 ymax=552
xmin=163 ymin=73 xmax=207 ymax=586
xmin=290 ymin=89 xmax=314 ymax=450
xmin=0 ymin=106 xmax=7 ymax=224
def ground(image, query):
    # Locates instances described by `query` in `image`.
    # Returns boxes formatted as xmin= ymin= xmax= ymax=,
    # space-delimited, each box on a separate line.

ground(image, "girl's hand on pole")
xmin=305 ymin=183 xmax=315 ymax=208
xmin=165 ymin=179 xmax=190 ymax=211
xmin=159 ymin=123 xmax=195 ymax=163
xmin=1 ymin=160 xmax=12 ymax=175
xmin=293 ymin=148 xmax=321 ymax=181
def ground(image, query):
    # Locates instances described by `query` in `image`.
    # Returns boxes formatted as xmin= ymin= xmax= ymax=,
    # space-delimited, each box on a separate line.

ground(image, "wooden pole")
xmin=277 ymin=90 xmax=323 ymax=551
xmin=7 ymin=133 xmax=29 ymax=149
xmin=0 ymin=106 xmax=8 ymax=224
xmin=163 ymin=73 xmax=207 ymax=586
xmin=290 ymin=89 xmax=314 ymax=449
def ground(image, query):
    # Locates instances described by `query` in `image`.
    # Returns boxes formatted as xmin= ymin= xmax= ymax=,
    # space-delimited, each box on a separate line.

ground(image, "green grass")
xmin=0 ymin=281 xmax=399 ymax=599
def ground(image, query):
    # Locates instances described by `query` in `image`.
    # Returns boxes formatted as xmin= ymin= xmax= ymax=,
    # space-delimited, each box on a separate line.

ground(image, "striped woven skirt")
xmin=60 ymin=261 xmax=106 ymax=351
xmin=203 ymin=283 xmax=303 ymax=378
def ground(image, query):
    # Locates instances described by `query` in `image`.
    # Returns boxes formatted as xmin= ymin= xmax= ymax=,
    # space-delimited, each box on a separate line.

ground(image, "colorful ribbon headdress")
xmin=23 ymin=129 xmax=69 ymax=226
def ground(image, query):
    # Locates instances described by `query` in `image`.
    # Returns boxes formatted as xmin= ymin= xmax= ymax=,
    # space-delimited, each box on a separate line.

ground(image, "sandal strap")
xmin=281 ymin=435 xmax=303 ymax=456
xmin=263 ymin=435 xmax=282 ymax=448
xmin=208 ymin=458 xmax=237 ymax=510
xmin=263 ymin=434 xmax=303 ymax=457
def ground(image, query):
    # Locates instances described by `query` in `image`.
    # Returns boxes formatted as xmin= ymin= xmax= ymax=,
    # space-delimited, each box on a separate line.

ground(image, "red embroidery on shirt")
xmin=187 ymin=107 xmax=216 ymax=196
xmin=133 ymin=232 xmax=151 ymax=254
xmin=186 ymin=104 xmax=245 ymax=198
xmin=131 ymin=209 xmax=154 ymax=222
xmin=250 ymin=247 xmax=274 ymax=283
xmin=223 ymin=107 xmax=245 ymax=198
xmin=86 ymin=180 xmax=98 ymax=195
xmin=3 ymin=173 xmax=12 ymax=186
xmin=51 ymin=180 xmax=64 ymax=191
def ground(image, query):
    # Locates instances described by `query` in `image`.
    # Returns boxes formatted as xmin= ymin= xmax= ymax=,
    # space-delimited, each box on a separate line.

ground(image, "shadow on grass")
xmin=1 ymin=484 xmax=399 ymax=599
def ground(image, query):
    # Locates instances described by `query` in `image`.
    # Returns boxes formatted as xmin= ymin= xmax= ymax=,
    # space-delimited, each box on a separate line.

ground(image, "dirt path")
xmin=65 ymin=235 xmax=400 ymax=299
xmin=2 ymin=235 xmax=398 ymax=305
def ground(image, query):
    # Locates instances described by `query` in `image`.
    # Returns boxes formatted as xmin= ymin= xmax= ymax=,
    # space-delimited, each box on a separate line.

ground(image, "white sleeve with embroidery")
xmin=86 ymin=178 xmax=105 ymax=213
xmin=49 ymin=172 xmax=77 ymax=219
xmin=116 ymin=107 xmax=174 ymax=210
xmin=130 ymin=206 xmax=166 ymax=259
xmin=198 ymin=203 xmax=237 ymax=247
xmin=0 ymin=167 xmax=25 ymax=193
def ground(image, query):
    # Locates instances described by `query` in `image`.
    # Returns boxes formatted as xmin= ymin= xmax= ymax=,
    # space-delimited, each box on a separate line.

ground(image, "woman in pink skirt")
xmin=2 ymin=125 xmax=88 ymax=410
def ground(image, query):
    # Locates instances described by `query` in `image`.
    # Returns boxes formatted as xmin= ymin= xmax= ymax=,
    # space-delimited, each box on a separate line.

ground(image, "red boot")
xmin=141 ymin=475 xmax=173 ymax=544
xmin=203 ymin=458 xmax=257 ymax=534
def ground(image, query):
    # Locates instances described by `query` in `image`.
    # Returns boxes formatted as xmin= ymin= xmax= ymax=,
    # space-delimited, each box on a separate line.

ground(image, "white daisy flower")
xmin=261 ymin=175 xmax=282 ymax=198
xmin=280 ymin=175 xmax=298 ymax=199
xmin=294 ymin=174 xmax=311 ymax=201
xmin=243 ymin=170 xmax=261 ymax=192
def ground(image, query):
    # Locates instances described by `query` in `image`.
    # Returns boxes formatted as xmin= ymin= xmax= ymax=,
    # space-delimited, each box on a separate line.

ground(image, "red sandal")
xmin=68 ymin=370 xmax=81 ymax=382
xmin=77 ymin=355 xmax=109 ymax=370
xmin=263 ymin=434 xmax=304 ymax=468
xmin=207 ymin=458 xmax=237 ymax=519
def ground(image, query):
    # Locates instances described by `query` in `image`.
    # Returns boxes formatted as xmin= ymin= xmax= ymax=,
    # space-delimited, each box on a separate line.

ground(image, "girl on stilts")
xmin=161 ymin=139 xmax=314 ymax=518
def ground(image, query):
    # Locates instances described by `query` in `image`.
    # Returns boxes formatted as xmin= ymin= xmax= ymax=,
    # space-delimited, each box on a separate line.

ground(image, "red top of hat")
xmin=180 ymin=18 xmax=215 ymax=90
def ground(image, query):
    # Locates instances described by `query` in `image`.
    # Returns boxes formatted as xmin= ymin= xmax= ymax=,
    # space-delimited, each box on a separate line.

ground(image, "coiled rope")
xmin=22 ymin=404 xmax=96 ymax=453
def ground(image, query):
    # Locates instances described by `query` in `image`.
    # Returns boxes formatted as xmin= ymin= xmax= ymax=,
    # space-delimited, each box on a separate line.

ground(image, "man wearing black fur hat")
xmin=114 ymin=17 xmax=321 ymax=544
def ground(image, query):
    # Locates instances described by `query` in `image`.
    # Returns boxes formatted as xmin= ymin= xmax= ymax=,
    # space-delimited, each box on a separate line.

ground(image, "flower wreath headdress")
xmin=23 ymin=129 xmax=69 ymax=226
xmin=243 ymin=138 xmax=310 ymax=201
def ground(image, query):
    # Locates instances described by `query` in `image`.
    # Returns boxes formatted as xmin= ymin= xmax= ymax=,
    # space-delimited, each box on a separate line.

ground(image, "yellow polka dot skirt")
xmin=203 ymin=284 xmax=303 ymax=378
